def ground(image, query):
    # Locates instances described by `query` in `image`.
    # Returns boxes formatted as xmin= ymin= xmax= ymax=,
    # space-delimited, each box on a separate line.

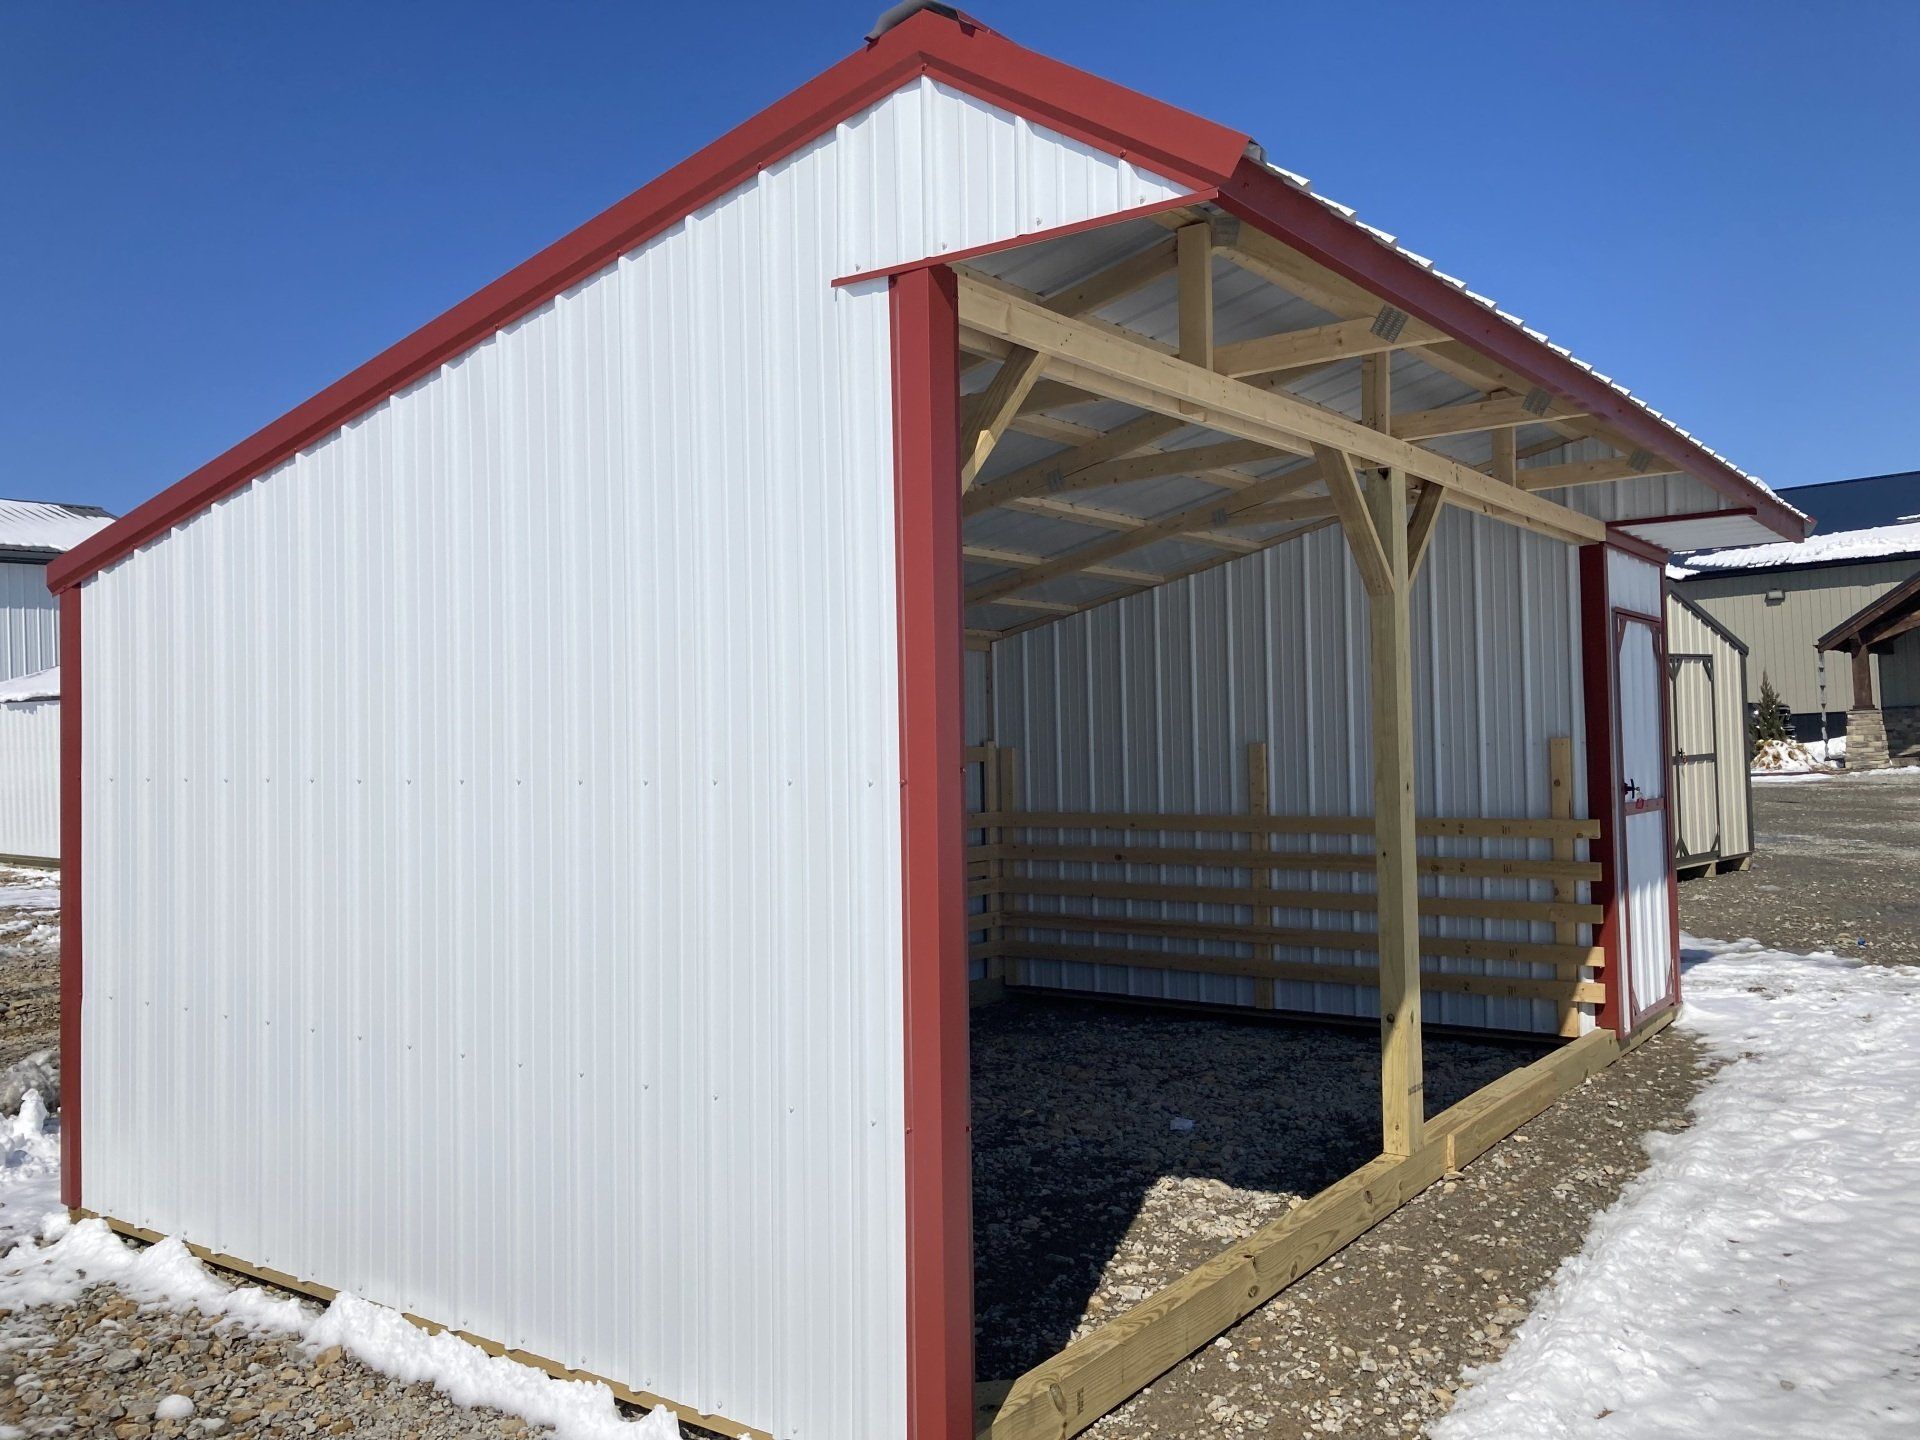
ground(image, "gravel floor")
xmin=971 ymin=1000 xmax=1546 ymax=1381
xmin=0 ymin=866 xmax=60 ymax=1071
xmin=1 ymin=772 xmax=1907 ymax=1438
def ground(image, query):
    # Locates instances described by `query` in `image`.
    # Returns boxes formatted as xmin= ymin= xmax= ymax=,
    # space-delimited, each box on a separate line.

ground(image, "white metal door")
xmin=1615 ymin=614 xmax=1678 ymax=1023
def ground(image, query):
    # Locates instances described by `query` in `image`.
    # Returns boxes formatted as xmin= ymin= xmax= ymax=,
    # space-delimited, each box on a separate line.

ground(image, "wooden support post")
xmin=1364 ymin=465 xmax=1424 ymax=1157
xmin=1177 ymin=221 xmax=1213 ymax=367
xmin=1851 ymin=643 xmax=1877 ymax=710
xmin=983 ymin=743 xmax=1006 ymax=984
xmin=1246 ymin=741 xmax=1275 ymax=1010
xmin=1548 ymin=736 xmax=1581 ymax=1037
xmin=1490 ymin=427 xmax=1518 ymax=486
xmin=999 ymin=747 xmax=1022 ymax=988
xmin=1361 ymin=351 xmax=1391 ymax=435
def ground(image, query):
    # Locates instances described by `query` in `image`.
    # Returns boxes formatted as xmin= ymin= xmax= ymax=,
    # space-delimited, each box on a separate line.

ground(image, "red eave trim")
xmin=1216 ymin=159 xmax=1809 ymax=545
xmin=1602 ymin=527 xmax=1671 ymax=566
xmin=831 ymin=191 xmax=1215 ymax=288
xmin=50 ymin=10 xmax=1245 ymax=593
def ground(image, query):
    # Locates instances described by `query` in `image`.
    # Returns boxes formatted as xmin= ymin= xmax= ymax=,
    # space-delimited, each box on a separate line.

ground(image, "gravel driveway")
xmin=1 ymin=772 xmax=1910 ymax=1438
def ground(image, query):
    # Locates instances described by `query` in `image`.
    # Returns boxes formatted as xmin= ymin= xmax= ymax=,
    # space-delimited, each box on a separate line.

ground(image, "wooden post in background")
xmin=1246 ymin=741 xmax=1276 ymax=1010
xmin=1548 ymin=736 xmax=1581 ymax=1036
xmin=999 ymin=747 xmax=1022 ymax=988
xmin=983 ymin=743 xmax=1006 ymax=986
xmin=1364 ymin=465 xmax=1424 ymax=1158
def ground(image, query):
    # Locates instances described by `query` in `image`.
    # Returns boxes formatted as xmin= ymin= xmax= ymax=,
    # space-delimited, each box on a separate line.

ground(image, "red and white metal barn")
xmin=54 ymin=8 xmax=1805 ymax=1439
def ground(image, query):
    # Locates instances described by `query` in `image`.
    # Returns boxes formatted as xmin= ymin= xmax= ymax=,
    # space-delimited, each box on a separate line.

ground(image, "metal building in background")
xmin=1665 ymin=587 xmax=1753 ymax=876
xmin=0 ymin=500 xmax=114 ymax=862
xmin=49 ymin=11 xmax=1806 ymax=1440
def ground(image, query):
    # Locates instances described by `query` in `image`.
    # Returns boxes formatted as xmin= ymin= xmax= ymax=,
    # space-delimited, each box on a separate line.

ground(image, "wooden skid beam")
xmin=956 ymin=274 xmax=1604 ymax=546
xmin=975 ymin=1010 xmax=1673 ymax=1440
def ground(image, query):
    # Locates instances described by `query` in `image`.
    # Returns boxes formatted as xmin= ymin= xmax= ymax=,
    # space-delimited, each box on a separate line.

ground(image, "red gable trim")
xmin=49 ymin=10 xmax=1247 ymax=592
xmin=1217 ymin=161 xmax=1808 ymax=546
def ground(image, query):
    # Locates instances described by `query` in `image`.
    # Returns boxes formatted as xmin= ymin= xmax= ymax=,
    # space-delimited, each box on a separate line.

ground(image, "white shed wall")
xmin=0 ymin=561 xmax=59 ymax=683
xmin=989 ymin=507 xmax=1588 ymax=1035
xmin=0 ymin=699 xmax=58 ymax=862
xmin=78 ymin=78 xmax=1188 ymax=1440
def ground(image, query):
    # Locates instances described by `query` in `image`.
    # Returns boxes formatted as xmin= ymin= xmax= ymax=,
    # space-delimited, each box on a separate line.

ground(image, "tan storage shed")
xmin=1666 ymin=587 xmax=1753 ymax=875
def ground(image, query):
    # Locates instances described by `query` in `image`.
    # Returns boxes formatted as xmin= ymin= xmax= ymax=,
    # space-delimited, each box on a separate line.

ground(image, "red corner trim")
xmin=891 ymin=265 xmax=973 ymax=1440
xmin=1217 ymin=159 xmax=1808 ymax=545
xmin=1578 ymin=543 xmax=1625 ymax=1037
xmin=49 ymin=9 xmax=1245 ymax=594
xmin=58 ymin=586 xmax=81 ymax=1209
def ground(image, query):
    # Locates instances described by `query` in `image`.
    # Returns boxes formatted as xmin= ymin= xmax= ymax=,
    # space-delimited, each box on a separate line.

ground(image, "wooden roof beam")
xmin=1390 ymin=392 xmax=1589 ymax=443
xmin=1212 ymin=312 xmax=1446 ymax=380
xmin=956 ymin=273 xmax=1604 ymax=547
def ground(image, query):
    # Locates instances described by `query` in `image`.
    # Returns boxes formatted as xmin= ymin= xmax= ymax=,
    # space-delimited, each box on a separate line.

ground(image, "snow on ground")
xmin=1756 ymin=764 xmax=1920 ymax=785
xmin=1434 ymin=935 xmax=1920 ymax=1437
xmin=0 ymin=1105 xmax=692 ymax=1439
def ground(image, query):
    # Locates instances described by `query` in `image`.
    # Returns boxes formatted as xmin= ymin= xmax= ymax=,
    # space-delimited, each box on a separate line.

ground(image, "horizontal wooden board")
xmin=992 ymin=876 xmax=1602 ymax=925
xmin=974 ymin=842 xmax=1601 ymax=883
xmin=975 ymin=810 xmax=1602 ymax=841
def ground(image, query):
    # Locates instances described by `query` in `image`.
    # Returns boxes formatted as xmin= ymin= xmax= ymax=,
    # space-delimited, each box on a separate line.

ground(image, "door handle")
xmin=1623 ymin=779 xmax=1642 ymax=800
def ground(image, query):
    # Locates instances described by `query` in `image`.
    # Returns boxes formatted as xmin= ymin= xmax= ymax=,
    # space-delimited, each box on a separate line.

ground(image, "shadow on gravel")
xmin=969 ymin=995 xmax=1547 ymax=1379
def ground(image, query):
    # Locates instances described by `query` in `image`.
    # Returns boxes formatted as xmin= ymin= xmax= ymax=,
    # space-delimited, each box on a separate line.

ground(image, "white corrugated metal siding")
xmin=0 ymin=696 xmax=57 ymax=861
xmin=78 ymin=77 xmax=1190 ymax=1440
xmin=0 ymin=562 xmax=59 ymax=683
xmin=989 ymin=506 xmax=1588 ymax=1035
xmin=1666 ymin=593 xmax=1752 ymax=863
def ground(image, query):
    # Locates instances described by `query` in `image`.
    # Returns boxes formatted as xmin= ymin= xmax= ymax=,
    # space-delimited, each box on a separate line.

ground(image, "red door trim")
xmin=890 ymin=265 xmax=973 ymax=1440
xmin=58 ymin=586 xmax=82 ymax=1209
xmin=1578 ymin=544 xmax=1624 ymax=1035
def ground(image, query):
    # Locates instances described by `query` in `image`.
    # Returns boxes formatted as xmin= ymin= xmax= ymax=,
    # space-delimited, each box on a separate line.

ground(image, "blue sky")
xmin=5 ymin=0 xmax=1916 ymax=518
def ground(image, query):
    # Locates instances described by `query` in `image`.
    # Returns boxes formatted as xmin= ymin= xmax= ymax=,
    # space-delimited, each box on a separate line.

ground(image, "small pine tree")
xmin=1753 ymin=671 xmax=1791 ymax=750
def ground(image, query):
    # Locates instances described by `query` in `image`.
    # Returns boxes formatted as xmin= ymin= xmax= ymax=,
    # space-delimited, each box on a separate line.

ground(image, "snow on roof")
xmin=1246 ymin=158 xmax=1808 ymax=531
xmin=0 ymin=500 xmax=115 ymax=555
xmin=1668 ymin=520 xmax=1920 ymax=579
xmin=0 ymin=668 xmax=58 ymax=705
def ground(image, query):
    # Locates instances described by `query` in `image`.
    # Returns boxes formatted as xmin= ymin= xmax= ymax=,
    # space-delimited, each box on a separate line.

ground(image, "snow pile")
xmin=0 ymin=1097 xmax=693 ymax=1439
xmin=0 ymin=1087 xmax=61 ymax=1253
xmin=1670 ymin=519 xmax=1920 ymax=577
xmin=1434 ymin=936 xmax=1920 ymax=1437
xmin=1750 ymin=737 xmax=1833 ymax=775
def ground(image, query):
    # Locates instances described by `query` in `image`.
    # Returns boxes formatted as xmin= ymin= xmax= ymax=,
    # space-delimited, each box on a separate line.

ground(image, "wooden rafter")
xmin=1391 ymin=392 xmax=1588 ymax=443
xmin=967 ymin=464 xmax=1326 ymax=607
xmin=1204 ymin=219 xmax=1689 ymax=473
xmin=1214 ymin=313 xmax=1444 ymax=379
xmin=983 ymin=516 xmax=1339 ymax=640
xmin=963 ymin=542 xmax=1163 ymax=588
xmin=959 ymin=235 xmax=1176 ymax=382
xmin=957 ymin=273 xmax=1604 ymax=546
xmin=1515 ymin=456 xmax=1677 ymax=491
xmin=1315 ymin=445 xmax=1391 ymax=595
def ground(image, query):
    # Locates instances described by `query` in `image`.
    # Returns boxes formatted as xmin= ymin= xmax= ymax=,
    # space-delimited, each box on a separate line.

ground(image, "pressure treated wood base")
xmin=69 ymin=1210 xmax=771 ymax=1440
xmin=974 ymin=1007 xmax=1674 ymax=1440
